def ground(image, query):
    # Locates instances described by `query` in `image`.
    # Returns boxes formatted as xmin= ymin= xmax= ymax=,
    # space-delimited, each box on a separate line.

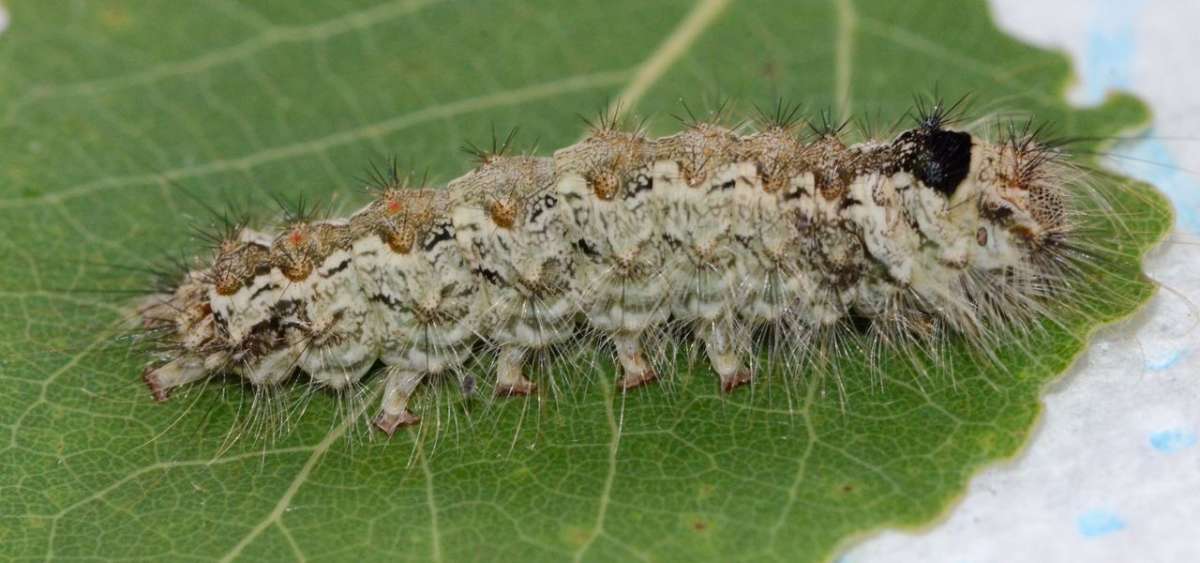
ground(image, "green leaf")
xmin=0 ymin=1 xmax=1170 ymax=561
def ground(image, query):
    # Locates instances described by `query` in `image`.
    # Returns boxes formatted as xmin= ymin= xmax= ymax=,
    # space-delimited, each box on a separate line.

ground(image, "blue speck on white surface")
xmin=1079 ymin=0 xmax=1143 ymax=104
xmin=1081 ymin=0 xmax=1200 ymax=235
xmin=1149 ymin=430 xmax=1198 ymax=453
xmin=1077 ymin=510 xmax=1127 ymax=537
xmin=1146 ymin=349 xmax=1185 ymax=371
xmin=1113 ymin=134 xmax=1200 ymax=234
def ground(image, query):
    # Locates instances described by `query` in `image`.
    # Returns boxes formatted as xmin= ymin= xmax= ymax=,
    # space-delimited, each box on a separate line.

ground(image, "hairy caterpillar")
xmin=137 ymin=100 xmax=1091 ymax=436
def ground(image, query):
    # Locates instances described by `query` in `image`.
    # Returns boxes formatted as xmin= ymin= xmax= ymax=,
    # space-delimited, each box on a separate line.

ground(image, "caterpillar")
xmin=137 ymin=100 xmax=1088 ymax=436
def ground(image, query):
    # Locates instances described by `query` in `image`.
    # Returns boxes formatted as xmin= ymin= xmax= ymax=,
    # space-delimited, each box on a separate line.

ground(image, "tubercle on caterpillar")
xmin=136 ymin=99 xmax=1095 ymax=437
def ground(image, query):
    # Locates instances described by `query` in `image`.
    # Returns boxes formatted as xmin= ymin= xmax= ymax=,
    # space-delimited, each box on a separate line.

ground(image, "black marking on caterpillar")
xmin=135 ymin=100 xmax=1105 ymax=437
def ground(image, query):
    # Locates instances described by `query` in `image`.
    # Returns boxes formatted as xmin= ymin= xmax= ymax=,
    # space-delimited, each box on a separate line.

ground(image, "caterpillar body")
xmin=138 ymin=103 xmax=1078 ymax=435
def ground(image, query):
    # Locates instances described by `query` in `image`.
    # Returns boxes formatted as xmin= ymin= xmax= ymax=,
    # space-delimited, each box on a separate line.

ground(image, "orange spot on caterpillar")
xmin=281 ymin=264 xmax=312 ymax=282
xmin=387 ymin=230 xmax=415 ymax=254
xmin=488 ymin=200 xmax=516 ymax=229
xmin=215 ymin=279 xmax=240 ymax=296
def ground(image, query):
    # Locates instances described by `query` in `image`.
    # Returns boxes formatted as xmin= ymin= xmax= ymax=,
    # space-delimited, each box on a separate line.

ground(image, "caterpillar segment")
xmin=449 ymin=154 xmax=578 ymax=397
xmin=349 ymin=188 xmax=484 ymax=434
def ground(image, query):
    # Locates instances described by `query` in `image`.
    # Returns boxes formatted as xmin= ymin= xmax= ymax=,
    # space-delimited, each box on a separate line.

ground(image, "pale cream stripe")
xmin=611 ymin=0 xmax=735 ymax=119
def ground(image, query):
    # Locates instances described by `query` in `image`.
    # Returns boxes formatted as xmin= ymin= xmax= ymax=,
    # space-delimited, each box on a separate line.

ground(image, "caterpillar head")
xmin=966 ymin=135 xmax=1070 ymax=272
xmin=894 ymin=124 xmax=1069 ymax=272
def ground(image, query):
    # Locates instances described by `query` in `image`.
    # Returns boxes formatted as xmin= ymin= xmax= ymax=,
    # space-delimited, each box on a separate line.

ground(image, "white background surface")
xmin=849 ymin=1 xmax=1200 ymax=561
